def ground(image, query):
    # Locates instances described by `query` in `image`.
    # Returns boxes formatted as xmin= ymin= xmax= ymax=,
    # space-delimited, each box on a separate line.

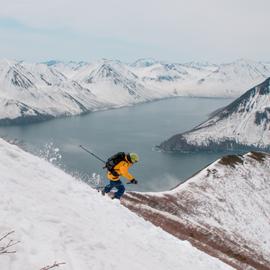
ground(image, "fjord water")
xmin=0 ymin=97 xmax=232 ymax=192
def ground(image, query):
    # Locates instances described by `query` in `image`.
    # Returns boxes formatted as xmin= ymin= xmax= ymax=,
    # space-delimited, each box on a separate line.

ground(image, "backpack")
xmin=105 ymin=152 xmax=126 ymax=176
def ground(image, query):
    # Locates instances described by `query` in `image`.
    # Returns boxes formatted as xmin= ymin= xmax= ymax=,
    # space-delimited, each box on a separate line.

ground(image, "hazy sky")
xmin=0 ymin=0 xmax=269 ymax=63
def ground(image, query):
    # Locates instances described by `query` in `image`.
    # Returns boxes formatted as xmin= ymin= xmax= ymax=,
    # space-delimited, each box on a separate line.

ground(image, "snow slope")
xmin=160 ymin=78 xmax=270 ymax=152
xmin=0 ymin=138 xmax=232 ymax=270
xmin=123 ymin=152 xmax=270 ymax=270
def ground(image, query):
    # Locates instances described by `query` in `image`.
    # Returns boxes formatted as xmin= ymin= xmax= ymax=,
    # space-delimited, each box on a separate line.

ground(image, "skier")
xmin=102 ymin=152 xmax=139 ymax=199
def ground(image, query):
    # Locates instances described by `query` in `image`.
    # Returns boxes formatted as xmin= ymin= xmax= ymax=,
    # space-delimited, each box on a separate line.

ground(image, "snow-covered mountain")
xmin=0 ymin=138 xmax=232 ymax=270
xmin=183 ymin=61 xmax=218 ymax=71
xmin=71 ymin=60 xmax=150 ymax=105
xmin=0 ymin=60 xmax=104 ymax=124
xmin=45 ymin=58 xmax=270 ymax=99
xmin=43 ymin=60 xmax=89 ymax=78
xmin=129 ymin=58 xmax=270 ymax=98
xmin=196 ymin=59 xmax=270 ymax=97
xmin=160 ymin=78 xmax=270 ymax=152
xmin=131 ymin=58 xmax=159 ymax=67
xmin=123 ymin=151 xmax=270 ymax=270
xmin=1 ymin=58 xmax=270 ymax=125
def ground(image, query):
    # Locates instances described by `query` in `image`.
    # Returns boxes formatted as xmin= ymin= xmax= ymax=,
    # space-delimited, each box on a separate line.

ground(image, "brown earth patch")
xmin=219 ymin=155 xmax=243 ymax=168
xmin=249 ymin=151 xmax=267 ymax=162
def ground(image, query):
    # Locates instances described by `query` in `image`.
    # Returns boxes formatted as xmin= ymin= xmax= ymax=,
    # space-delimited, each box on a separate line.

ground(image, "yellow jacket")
xmin=107 ymin=157 xmax=134 ymax=182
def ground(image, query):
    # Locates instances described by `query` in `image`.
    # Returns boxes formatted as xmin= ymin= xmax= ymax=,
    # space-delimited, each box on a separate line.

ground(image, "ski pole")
xmin=79 ymin=145 xmax=106 ymax=164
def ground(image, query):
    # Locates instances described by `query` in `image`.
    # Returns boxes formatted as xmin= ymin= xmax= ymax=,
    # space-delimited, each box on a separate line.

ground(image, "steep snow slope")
xmin=160 ymin=78 xmax=270 ymax=152
xmin=123 ymin=152 xmax=270 ymax=270
xmin=0 ymin=138 xmax=232 ymax=270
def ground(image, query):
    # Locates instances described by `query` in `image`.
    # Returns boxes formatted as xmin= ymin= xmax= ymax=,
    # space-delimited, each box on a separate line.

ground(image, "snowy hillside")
xmin=123 ymin=151 xmax=270 ymax=270
xmin=1 ymin=58 xmax=270 ymax=124
xmin=160 ymin=78 xmax=270 ymax=152
xmin=0 ymin=138 xmax=232 ymax=270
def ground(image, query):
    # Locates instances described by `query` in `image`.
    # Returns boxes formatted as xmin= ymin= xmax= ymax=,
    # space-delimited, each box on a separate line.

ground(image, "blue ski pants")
xmin=103 ymin=180 xmax=125 ymax=199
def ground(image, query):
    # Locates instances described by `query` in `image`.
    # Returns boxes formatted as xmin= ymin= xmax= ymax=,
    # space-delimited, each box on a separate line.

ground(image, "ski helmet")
xmin=129 ymin=152 xmax=139 ymax=163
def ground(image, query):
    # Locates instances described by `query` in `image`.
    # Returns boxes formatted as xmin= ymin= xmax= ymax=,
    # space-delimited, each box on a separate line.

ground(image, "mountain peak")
xmin=131 ymin=58 xmax=158 ymax=67
xmin=42 ymin=60 xmax=61 ymax=66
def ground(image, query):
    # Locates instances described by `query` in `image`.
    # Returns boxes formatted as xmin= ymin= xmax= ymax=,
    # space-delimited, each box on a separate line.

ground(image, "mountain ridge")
xmin=1 ymin=58 xmax=270 ymax=125
xmin=122 ymin=151 xmax=270 ymax=270
xmin=160 ymin=78 xmax=270 ymax=152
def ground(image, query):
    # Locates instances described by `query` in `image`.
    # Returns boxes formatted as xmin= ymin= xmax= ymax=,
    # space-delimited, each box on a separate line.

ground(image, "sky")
xmin=0 ymin=0 xmax=269 ymax=63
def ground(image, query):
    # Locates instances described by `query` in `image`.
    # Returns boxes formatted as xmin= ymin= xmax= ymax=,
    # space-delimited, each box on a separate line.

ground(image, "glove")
xmin=130 ymin=179 xmax=138 ymax=184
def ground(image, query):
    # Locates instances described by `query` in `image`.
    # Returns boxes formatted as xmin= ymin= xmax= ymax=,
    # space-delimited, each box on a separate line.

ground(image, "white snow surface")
xmin=1 ymin=58 xmax=270 ymax=122
xmin=0 ymin=139 xmax=232 ymax=270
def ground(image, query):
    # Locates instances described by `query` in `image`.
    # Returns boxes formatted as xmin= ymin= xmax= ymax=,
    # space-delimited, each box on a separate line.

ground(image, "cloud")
xmin=0 ymin=0 xmax=269 ymax=61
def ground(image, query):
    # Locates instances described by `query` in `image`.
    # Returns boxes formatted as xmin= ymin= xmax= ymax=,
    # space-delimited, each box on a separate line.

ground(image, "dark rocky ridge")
xmin=159 ymin=136 xmax=270 ymax=152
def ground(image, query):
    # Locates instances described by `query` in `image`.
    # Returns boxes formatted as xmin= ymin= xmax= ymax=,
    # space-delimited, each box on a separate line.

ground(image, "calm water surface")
xmin=0 ymin=97 xmax=233 ymax=192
